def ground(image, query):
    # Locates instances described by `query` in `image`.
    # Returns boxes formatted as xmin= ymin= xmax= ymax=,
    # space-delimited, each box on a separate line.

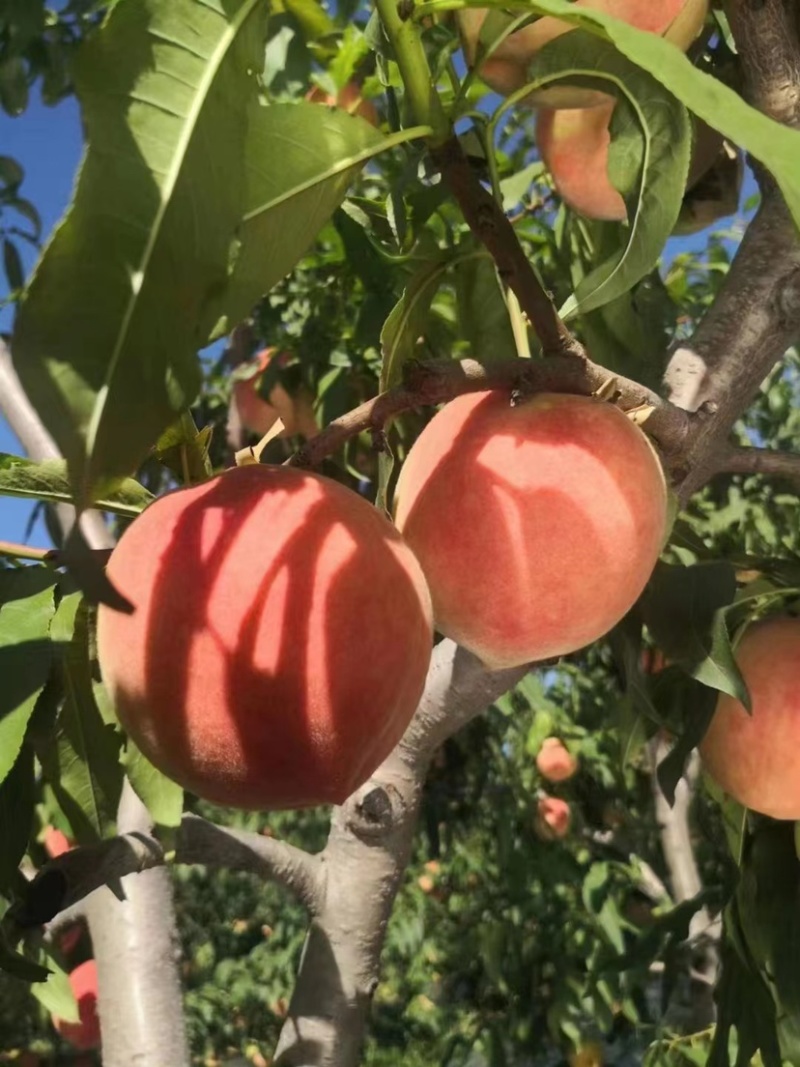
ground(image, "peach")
xmin=43 ymin=826 xmax=72 ymax=859
xmin=97 ymin=465 xmax=433 ymax=810
xmin=459 ymin=0 xmax=707 ymax=108
xmin=306 ymin=82 xmax=379 ymax=126
xmin=536 ymin=102 xmax=627 ymax=220
xmin=699 ymin=616 xmax=800 ymax=820
xmin=640 ymin=648 xmax=668 ymax=674
xmin=52 ymin=960 xmax=101 ymax=1051
xmin=534 ymin=795 xmax=572 ymax=839
xmin=536 ymin=737 xmax=578 ymax=782
xmin=394 ymin=391 xmax=666 ymax=669
xmin=232 ymin=348 xmax=317 ymax=440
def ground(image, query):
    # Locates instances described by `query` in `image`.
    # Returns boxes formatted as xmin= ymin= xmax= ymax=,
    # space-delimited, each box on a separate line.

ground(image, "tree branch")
xmin=22 ymin=813 xmax=324 ymax=924
xmin=272 ymin=640 xmax=526 ymax=1067
xmin=651 ymin=740 xmax=721 ymax=1032
xmin=289 ymin=355 xmax=693 ymax=473
xmin=711 ymin=445 xmax=800 ymax=488
xmin=0 ymin=340 xmax=190 ymax=1067
xmin=664 ymin=0 xmax=800 ymax=499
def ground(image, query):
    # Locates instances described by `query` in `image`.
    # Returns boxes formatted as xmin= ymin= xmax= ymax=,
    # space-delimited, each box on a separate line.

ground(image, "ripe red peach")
xmin=394 ymin=391 xmax=667 ymax=669
xmin=97 ymin=465 xmax=433 ymax=810
xmin=536 ymin=737 xmax=578 ymax=782
xmin=52 ymin=961 xmax=101 ymax=1051
xmin=534 ymin=795 xmax=572 ymax=840
xmin=699 ymin=616 xmax=800 ymax=820
xmin=459 ymin=0 xmax=707 ymax=108
xmin=536 ymin=102 xmax=627 ymax=221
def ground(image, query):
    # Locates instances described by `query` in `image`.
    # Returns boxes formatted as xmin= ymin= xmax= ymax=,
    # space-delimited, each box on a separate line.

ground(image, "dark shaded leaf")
xmin=642 ymin=561 xmax=747 ymax=703
xmin=0 ymin=744 xmax=35 ymax=892
xmin=36 ymin=593 xmax=123 ymax=843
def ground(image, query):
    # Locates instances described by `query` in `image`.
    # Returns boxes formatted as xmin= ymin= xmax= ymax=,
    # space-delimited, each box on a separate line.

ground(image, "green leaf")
xmin=738 ymin=822 xmax=800 ymax=1023
xmin=642 ymin=561 xmax=748 ymax=703
xmin=454 ymin=239 xmax=517 ymax=362
xmin=0 ymin=453 xmax=153 ymax=517
xmin=3 ymin=237 xmax=24 ymax=292
xmin=36 ymin=593 xmax=123 ymax=843
xmin=521 ymin=0 xmax=800 ymax=231
xmin=203 ymin=101 xmax=405 ymax=340
xmin=0 ymin=56 xmax=29 ymax=116
xmin=0 ymin=567 xmax=59 ymax=787
xmin=29 ymin=948 xmax=78 ymax=1022
xmin=0 ymin=743 xmax=35 ymax=892
xmin=379 ymin=251 xmax=451 ymax=393
xmin=709 ymin=936 xmax=783 ymax=1067
xmin=0 ymin=155 xmax=24 ymax=188
xmin=121 ymin=738 xmax=184 ymax=832
xmin=13 ymin=0 xmax=269 ymax=507
xmin=153 ymin=410 xmax=213 ymax=486
xmin=521 ymin=31 xmax=691 ymax=318
xmin=652 ymin=671 xmax=717 ymax=805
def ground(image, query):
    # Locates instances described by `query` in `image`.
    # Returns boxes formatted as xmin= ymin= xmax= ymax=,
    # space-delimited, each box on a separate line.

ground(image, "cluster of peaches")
xmin=96 ymin=384 xmax=800 ymax=822
xmin=459 ymin=0 xmax=740 ymax=226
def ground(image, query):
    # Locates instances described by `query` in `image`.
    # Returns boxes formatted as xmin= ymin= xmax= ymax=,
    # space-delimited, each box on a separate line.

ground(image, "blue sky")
xmin=0 ymin=73 xmax=752 ymax=551
xmin=1 ymin=93 xmax=82 ymax=546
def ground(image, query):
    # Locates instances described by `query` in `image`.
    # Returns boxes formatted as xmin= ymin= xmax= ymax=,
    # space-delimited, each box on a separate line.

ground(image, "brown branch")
xmin=664 ymin=0 xmax=800 ymax=499
xmin=0 ymin=540 xmax=53 ymax=562
xmin=20 ymin=813 xmax=324 ymax=926
xmin=289 ymin=355 xmax=693 ymax=473
xmin=430 ymin=134 xmax=582 ymax=358
xmin=651 ymin=740 xmax=720 ymax=1031
xmin=712 ymin=445 xmax=800 ymax=488
xmin=273 ymin=640 xmax=526 ymax=1067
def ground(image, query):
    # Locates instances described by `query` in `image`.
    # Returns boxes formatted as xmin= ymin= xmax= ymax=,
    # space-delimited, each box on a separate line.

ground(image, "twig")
xmin=712 ymin=445 xmax=800 ymax=488
xmin=289 ymin=355 xmax=692 ymax=473
xmin=0 ymin=540 xmax=54 ymax=562
xmin=429 ymin=135 xmax=581 ymax=357
xmin=20 ymin=814 xmax=324 ymax=926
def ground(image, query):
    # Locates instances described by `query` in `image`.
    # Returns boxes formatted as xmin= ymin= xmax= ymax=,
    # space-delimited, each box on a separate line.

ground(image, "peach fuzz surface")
xmin=700 ymin=616 xmax=800 ymax=820
xmin=394 ymin=391 xmax=667 ymax=669
xmin=97 ymin=465 xmax=433 ymax=810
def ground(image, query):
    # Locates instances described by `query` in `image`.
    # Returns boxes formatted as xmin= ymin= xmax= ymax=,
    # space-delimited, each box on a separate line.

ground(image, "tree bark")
xmin=273 ymin=641 xmax=526 ymax=1067
xmin=0 ymin=339 xmax=190 ymax=1067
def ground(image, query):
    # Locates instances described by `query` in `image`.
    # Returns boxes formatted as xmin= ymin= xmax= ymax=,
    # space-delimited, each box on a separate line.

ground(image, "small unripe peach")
xmin=97 ymin=465 xmax=433 ymax=810
xmin=536 ymin=737 xmax=578 ymax=782
xmin=394 ymin=392 xmax=667 ymax=669
xmin=534 ymin=795 xmax=572 ymax=840
xmin=700 ymin=616 xmax=800 ymax=820
xmin=52 ymin=960 xmax=101 ymax=1051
